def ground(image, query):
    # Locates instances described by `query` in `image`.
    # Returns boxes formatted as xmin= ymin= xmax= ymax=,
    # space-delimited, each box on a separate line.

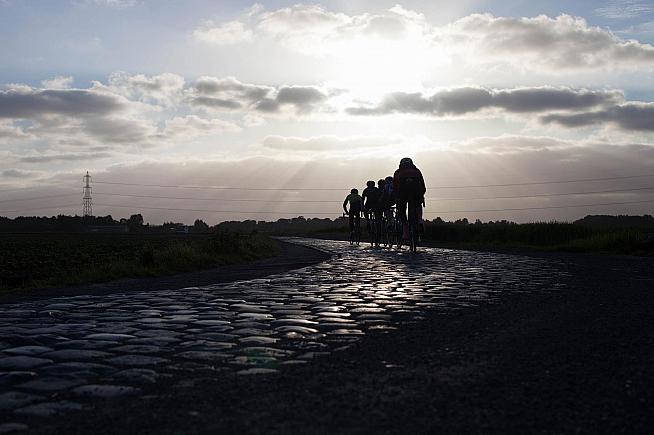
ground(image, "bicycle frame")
xmin=345 ymin=211 xmax=361 ymax=246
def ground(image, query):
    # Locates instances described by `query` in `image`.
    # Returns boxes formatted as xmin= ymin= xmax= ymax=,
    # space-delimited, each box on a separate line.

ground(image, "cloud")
xmin=18 ymin=152 xmax=112 ymax=163
xmin=193 ymin=4 xmax=430 ymax=57
xmin=189 ymin=76 xmax=329 ymax=115
xmin=41 ymin=76 xmax=73 ymax=90
xmin=0 ymin=79 xmax=167 ymax=146
xmin=164 ymin=115 xmax=241 ymax=138
xmin=255 ymin=86 xmax=328 ymax=114
xmin=189 ymin=76 xmax=272 ymax=111
xmin=262 ymin=135 xmax=396 ymax=151
xmin=81 ymin=116 xmax=157 ymax=144
xmin=594 ymin=1 xmax=654 ymax=19
xmin=256 ymin=4 xmax=428 ymax=53
xmin=0 ymin=87 xmax=125 ymax=119
xmin=78 ymin=0 xmax=137 ymax=8
xmin=29 ymin=139 xmax=654 ymax=223
xmin=1 ymin=168 xmax=40 ymax=179
xmin=107 ymin=72 xmax=185 ymax=106
xmin=193 ymin=5 xmax=654 ymax=71
xmin=347 ymin=86 xmax=623 ymax=116
xmin=193 ymin=20 xmax=253 ymax=45
xmin=0 ymin=121 xmax=29 ymax=140
xmin=447 ymin=14 xmax=654 ymax=70
xmin=455 ymin=135 xmax=577 ymax=154
xmin=541 ymin=102 xmax=654 ymax=131
xmin=190 ymin=96 xmax=243 ymax=110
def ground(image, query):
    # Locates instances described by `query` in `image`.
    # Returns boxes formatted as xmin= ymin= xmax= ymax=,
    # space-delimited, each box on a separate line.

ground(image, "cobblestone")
xmin=0 ymin=238 xmax=566 ymax=426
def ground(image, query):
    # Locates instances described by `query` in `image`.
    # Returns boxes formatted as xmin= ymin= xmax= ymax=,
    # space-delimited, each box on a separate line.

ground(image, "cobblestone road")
xmin=0 ymin=239 xmax=566 ymax=431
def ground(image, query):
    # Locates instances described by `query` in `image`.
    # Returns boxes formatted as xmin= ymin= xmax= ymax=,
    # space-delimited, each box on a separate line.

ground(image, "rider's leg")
xmin=397 ymin=196 xmax=409 ymax=240
xmin=375 ymin=210 xmax=382 ymax=244
xmin=417 ymin=203 xmax=424 ymax=234
xmin=349 ymin=213 xmax=354 ymax=233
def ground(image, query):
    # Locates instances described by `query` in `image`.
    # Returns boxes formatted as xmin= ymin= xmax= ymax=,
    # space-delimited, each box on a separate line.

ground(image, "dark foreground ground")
xmin=0 ymin=240 xmax=329 ymax=304
xmin=27 ymin=244 xmax=654 ymax=435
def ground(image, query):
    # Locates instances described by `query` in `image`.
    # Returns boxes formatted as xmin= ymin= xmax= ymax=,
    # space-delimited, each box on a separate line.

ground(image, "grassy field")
xmin=309 ymin=221 xmax=654 ymax=255
xmin=420 ymin=221 xmax=654 ymax=254
xmin=0 ymin=232 xmax=279 ymax=291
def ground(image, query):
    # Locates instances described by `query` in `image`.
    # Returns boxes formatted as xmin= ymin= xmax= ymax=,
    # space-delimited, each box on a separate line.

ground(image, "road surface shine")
xmin=0 ymin=238 xmax=565 ymax=425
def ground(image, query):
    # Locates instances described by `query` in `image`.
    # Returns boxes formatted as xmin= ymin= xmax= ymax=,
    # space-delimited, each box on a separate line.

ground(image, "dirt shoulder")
xmin=34 ymin=244 xmax=654 ymax=434
xmin=0 ymin=240 xmax=331 ymax=305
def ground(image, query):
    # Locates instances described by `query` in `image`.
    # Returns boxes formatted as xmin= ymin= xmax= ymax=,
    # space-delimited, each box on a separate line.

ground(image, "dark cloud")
xmin=190 ymin=96 xmax=242 ymax=110
xmin=347 ymin=87 xmax=623 ymax=116
xmin=541 ymin=103 xmax=654 ymax=131
xmin=81 ymin=116 xmax=154 ymax=143
xmin=254 ymin=98 xmax=280 ymax=113
xmin=273 ymin=86 xmax=328 ymax=113
xmin=18 ymin=152 xmax=112 ymax=163
xmin=193 ymin=76 xmax=272 ymax=102
xmin=190 ymin=77 xmax=329 ymax=114
xmin=0 ymin=88 xmax=125 ymax=119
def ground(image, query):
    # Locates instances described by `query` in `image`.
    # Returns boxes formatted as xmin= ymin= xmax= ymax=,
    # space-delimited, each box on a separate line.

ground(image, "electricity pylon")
xmin=83 ymin=171 xmax=93 ymax=217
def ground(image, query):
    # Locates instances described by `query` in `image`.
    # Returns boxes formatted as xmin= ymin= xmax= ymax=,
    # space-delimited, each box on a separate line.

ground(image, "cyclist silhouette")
xmin=393 ymin=157 xmax=426 ymax=240
xmin=343 ymin=188 xmax=363 ymax=234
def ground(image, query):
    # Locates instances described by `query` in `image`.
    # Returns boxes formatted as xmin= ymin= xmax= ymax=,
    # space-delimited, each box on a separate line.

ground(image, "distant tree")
xmin=192 ymin=219 xmax=209 ymax=233
xmin=128 ymin=214 xmax=144 ymax=226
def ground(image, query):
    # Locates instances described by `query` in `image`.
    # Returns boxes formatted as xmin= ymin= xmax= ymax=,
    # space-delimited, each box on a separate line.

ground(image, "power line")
xmin=425 ymin=199 xmax=654 ymax=214
xmin=2 ymin=184 xmax=653 ymax=205
xmin=94 ymin=203 xmax=337 ymax=215
xmin=94 ymin=181 xmax=343 ymax=191
xmin=93 ymin=198 xmax=654 ymax=216
xmin=0 ymin=204 xmax=80 ymax=214
xmin=0 ymin=194 xmax=79 ymax=204
xmin=4 ymin=197 xmax=653 ymax=216
xmin=431 ymin=185 xmax=654 ymax=201
xmin=0 ymin=186 xmax=76 ymax=194
xmin=93 ymin=173 xmax=654 ymax=191
xmin=90 ymin=185 xmax=654 ymax=203
xmin=94 ymin=192 xmax=343 ymax=203
xmin=427 ymin=174 xmax=654 ymax=189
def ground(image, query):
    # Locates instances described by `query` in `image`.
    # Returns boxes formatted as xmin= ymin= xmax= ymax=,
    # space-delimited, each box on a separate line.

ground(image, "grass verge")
xmin=0 ymin=232 xmax=279 ymax=291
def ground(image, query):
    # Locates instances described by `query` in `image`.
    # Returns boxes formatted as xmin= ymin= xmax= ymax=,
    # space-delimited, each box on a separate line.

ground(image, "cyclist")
xmin=343 ymin=188 xmax=363 ymax=236
xmin=393 ymin=157 xmax=426 ymax=240
xmin=380 ymin=176 xmax=395 ymax=216
xmin=362 ymin=180 xmax=382 ymax=246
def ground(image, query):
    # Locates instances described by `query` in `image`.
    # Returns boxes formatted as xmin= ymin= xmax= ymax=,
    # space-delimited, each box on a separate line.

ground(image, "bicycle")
xmin=396 ymin=200 xmax=420 ymax=253
xmin=379 ymin=209 xmax=389 ymax=248
xmin=344 ymin=212 xmax=361 ymax=246
xmin=407 ymin=199 xmax=420 ymax=253
xmin=382 ymin=207 xmax=398 ymax=249
xmin=392 ymin=207 xmax=403 ymax=249
xmin=366 ymin=209 xmax=381 ymax=247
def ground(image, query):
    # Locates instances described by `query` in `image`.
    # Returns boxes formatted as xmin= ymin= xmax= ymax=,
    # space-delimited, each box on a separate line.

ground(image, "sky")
xmin=1 ymin=0 xmax=654 ymax=224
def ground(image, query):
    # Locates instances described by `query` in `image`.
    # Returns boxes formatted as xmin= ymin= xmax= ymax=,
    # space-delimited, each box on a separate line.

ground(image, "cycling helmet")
xmin=400 ymin=157 xmax=413 ymax=166
xmin=385 ymin=176 xmax=393 ymax=182
xmin=377 ymin=179 xmax=385 ymax=186
xmin=350 ymin=188 xmax=358 ymax=194
xmin=366 ymin=180 xmax=375 ymax=187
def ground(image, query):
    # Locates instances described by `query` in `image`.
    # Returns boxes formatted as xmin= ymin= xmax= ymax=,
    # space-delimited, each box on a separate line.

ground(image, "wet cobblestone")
xmin=0 ymin=238 xmax=566 ymax=427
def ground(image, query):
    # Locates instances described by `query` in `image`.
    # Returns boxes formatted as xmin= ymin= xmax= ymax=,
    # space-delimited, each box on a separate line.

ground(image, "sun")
xmin=326 ymin=32 xmax=438 ymax=98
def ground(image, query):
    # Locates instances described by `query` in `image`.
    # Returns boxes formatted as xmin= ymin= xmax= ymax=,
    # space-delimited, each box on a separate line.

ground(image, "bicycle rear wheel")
xmin=408 ymin=201 xmax=419 ymax=253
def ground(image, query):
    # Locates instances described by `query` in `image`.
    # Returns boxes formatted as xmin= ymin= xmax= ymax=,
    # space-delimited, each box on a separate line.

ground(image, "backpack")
xmin=399 ymin=176 xmax=421 ymax=197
